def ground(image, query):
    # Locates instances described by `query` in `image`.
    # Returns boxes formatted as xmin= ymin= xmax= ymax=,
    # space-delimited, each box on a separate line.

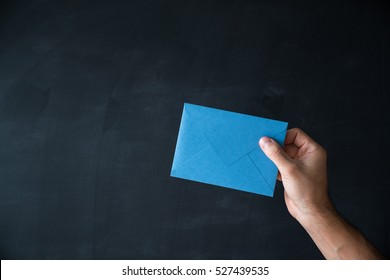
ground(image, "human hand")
xmin=259 ymin=128 xmax=384 ymax=259
xmin=259 ymin=128 xmax=333 ymax=221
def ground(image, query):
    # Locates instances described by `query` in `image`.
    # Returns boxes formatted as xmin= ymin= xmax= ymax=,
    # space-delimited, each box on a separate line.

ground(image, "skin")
xmin=259 ymin=128 xmax=383 ymax=260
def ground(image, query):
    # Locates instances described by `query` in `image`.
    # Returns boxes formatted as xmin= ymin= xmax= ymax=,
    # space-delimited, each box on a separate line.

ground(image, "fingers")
xmin=259 ymin=128 xmax=321 ymax=179
xmin=285 ymin=128 xmax=315 ymax=147
xmin=284 ymin=143 xmax=299 ymax=159
xmin=285 ymin=128 xmax=325 ymax=157
xmin=259 ymin=136 xmax=293 ymax=174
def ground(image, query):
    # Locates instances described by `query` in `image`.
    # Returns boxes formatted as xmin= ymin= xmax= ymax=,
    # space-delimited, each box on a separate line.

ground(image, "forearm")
xmin=297 ymin=207 xmax=383 ymax=260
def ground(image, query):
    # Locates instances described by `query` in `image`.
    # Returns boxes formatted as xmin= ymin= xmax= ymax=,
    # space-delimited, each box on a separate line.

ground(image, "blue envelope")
xmin=170 ymin=103 xmax=288 ymax=197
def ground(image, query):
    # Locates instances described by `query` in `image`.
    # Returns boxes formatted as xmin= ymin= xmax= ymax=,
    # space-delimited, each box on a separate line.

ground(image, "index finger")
xmin=284 ymin=128 xmax=316 ymax=147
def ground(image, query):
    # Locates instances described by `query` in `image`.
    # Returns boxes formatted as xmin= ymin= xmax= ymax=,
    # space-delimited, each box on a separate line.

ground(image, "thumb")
xmin=259 ymin=136 xmax=292 ymax=173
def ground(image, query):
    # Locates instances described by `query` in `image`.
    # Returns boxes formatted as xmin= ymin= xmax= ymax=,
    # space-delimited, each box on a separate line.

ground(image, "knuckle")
xmin=315 ymin=144 xmax=327 ymax=158
xmin=294 ymin=128 xmax=304 ymax=134
xmin=284 ymin=163 xmax=299 ymax=176
xmin=268 ymin=145 xmax=281 ymax=157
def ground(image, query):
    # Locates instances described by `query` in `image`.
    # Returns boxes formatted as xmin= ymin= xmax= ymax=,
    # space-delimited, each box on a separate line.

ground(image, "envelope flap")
xmin=199 ymin=106 xmax=287 ymax=165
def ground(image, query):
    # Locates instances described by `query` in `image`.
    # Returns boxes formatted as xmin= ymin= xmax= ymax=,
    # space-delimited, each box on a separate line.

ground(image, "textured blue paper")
xmin=170 ymin=103 xmax=288 ymax=197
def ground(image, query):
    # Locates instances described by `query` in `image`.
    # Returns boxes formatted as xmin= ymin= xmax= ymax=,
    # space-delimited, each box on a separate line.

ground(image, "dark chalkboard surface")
xmin=0 ymin=0 xmax=389 ymax=259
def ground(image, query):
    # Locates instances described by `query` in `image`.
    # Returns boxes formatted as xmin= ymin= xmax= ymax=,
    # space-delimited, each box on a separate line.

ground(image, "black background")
xmin=0 ymin=0 xmax=389 ymax=259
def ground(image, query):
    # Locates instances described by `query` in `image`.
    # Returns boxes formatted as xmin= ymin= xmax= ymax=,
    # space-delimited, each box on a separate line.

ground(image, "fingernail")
xmin=259 ymin=136 xmax=272 ymax=149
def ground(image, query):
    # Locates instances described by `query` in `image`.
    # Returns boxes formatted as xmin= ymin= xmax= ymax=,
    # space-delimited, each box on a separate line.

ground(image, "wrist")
xmin=295 ymin=202 xmax=337 ymax=229
xmin=294 ymin=202 xmax=384 ymax=259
